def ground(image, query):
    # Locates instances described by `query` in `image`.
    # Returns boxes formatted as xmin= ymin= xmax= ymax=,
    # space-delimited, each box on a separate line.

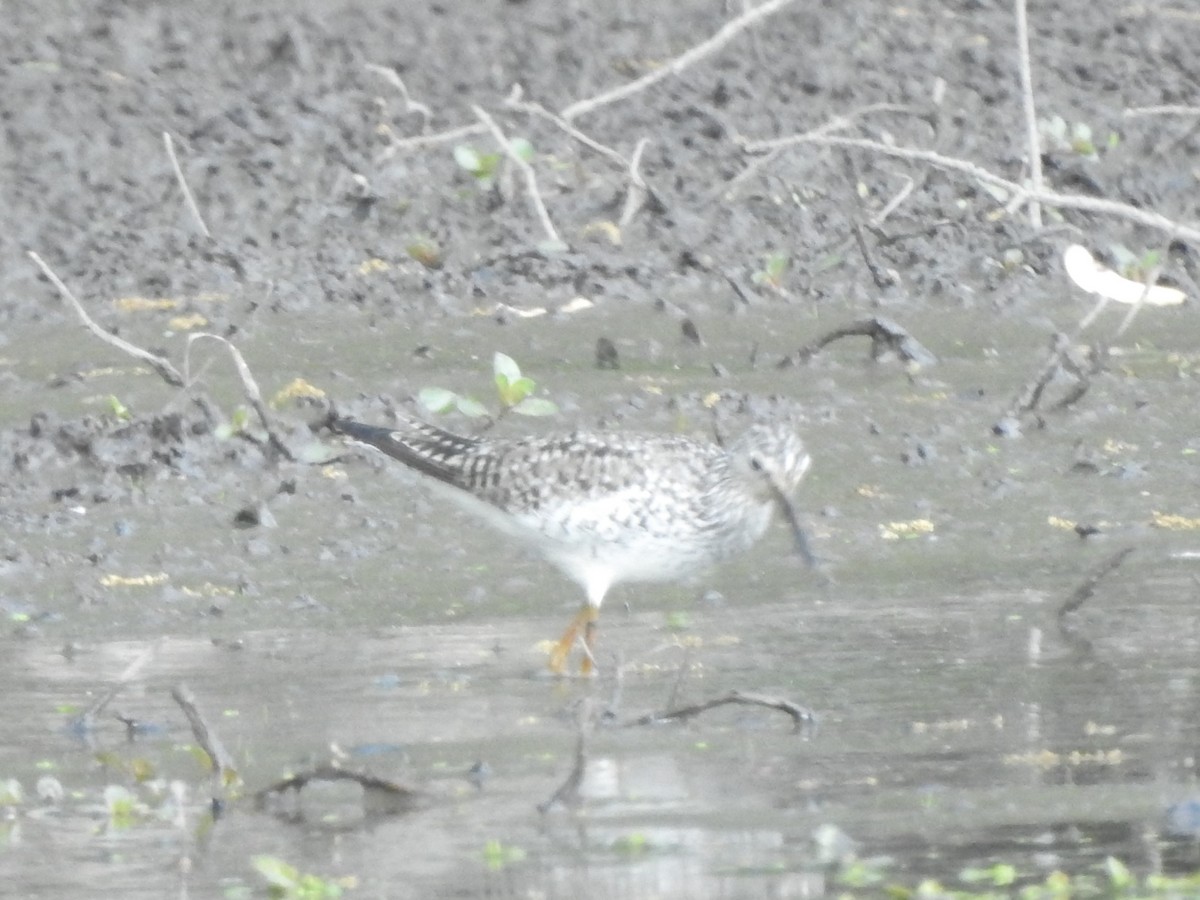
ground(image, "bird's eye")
xmin=749 ymin=457 xmax=764 ymax=472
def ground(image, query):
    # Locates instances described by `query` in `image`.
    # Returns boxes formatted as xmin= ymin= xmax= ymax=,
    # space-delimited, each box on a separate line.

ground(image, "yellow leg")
xmin=548 ymin=604 xmax=600 ymax=675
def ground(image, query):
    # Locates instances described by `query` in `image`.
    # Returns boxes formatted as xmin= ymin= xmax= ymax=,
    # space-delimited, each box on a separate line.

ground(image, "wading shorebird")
xmin=331 ymin=413 xmax=814 ymax=675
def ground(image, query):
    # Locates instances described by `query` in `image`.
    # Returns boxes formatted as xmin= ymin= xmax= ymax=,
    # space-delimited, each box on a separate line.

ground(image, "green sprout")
xmin=751 ymin=252 xmax=789 ymax=291
xmin=453 ymin=139 xmax=534 ymax=189
xmin=252 ymin=855 xmax=353 ymax=898
xmin=419 ymin=352 xmax=558 ymax=423
xmin=107 ymin=394 xmax=133 ymax=422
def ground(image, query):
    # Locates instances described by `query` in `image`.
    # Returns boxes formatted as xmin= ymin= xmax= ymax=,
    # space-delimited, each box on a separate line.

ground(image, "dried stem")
xmin=185 ymin=333 xmax=295 ymax=461
xmin=163 ymin=132 xmax=211 ymax=238
xmin=561 ymin=0 xmax=798 ymax=120
xmin=1013 ymin=0 xmax=1043 ymax=228
xmin=28 ymin=251 xmax=187 ymax=387
xmin=471 ymin=105 xmax=564 ymax=247
xmin=742 ymin=134 xmax=1200 ymax=245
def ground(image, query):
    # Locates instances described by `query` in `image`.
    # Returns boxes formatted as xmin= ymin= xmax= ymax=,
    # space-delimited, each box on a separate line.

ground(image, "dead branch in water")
xmin=777 ymin=316 xmax=937 ymax=368
xmin=171 ymin=683 xmax=240 ymax=814
xmin=629 ymin=690 xmax=815 ymax=733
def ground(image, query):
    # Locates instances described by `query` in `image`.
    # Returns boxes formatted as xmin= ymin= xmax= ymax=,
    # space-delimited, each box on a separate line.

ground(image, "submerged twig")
xmin=538 ymin=697 xmax=596 ymax=813
xmin=171 ymin=683 xmax=239 ymax=813
xmin=777 ymin=316 xmax=937 ymax=368
xmin=75 ymin=643 xmax=160 ymax=732
xmin=1059 ymin=546 xmax=1135 ymax=620
xmin=255 ymin=763 xmax=424 ymax=817
xmin=629 ymin=690 xmax=815 ymax=733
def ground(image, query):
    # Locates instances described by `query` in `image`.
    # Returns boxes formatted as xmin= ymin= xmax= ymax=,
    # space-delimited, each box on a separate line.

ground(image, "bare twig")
xmin=778 ymin=316 xmax=937 ymax=368
xmin=742 ymin=134 xmax=1200 ymax=245
xmin=561 ymin=0 xmax=799 ymax=120
xmin=29 ymin=251 xmax=187 ymax=387
xmin=504 ymin=85 xmax=630 ymax=170
xmin=471 ymin=105 xmax=564 ymax=248
xmin=618 ymin=137 xmax=652 ymax=231
xmin=870 ymin=174 xmax=915 ymax=227
xmin=629 ymin=690 xmax=815 ymax=733
xmin=378 ymin=122 xmax=489 ymax=159
xmin=185 ymin=333 xmax=295 ymax=461
xmin=163 ymin=132 xmax=211 ymax=238
xmin=364 ymin=63 xmax=432 ymax=131
xmin=1013 ymin=0 xmax=1043 ymax=228
xmin=1123 ymin=105 xmax=1200 ymax=118
xmin=76 ymin=643 xmax=159 ymax=732
xmin=1057 ymin=546 xmax=1134 ymax=648
xmin=171 ymin=683 xmax=239 ymax=812
xmin=255 ymin=763 xmax=423 ymax=816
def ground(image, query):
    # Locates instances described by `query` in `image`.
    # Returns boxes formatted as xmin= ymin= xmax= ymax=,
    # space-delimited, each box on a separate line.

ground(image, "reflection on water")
xmin=2 ymin=570 xmax=1198 ymax=897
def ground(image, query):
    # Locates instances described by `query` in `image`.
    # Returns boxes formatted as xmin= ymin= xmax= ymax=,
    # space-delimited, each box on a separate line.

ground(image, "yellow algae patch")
xmin=180 ymin=583 xmax=237 ymax=598
xmin=1004 ymin=748 xmax=1123 ymax=769
xmin=1152 ymin=511 xmax=1200 ymax=530
xmin=100 ymin=572 xmax=169 ymax=588
xmin=168 ymin=313 xmax=208 ymax=331
xmin=357 ymin=257 xmax=390 ymax=276
xmin=1047 ymin=516 xmax=1076 ymax=531
xmin=580 ymin=220 xmax=622 ymax=246
xmin=880 ymin=519 xmax=934 ymax=540
xmin=321 ymin=465 xmax=348 ymax=480
xmin=701 ymin=392 xmax=721 ymax=409
xmin=115 ymin=296 xmax=178 ymax=312
xmin=270 ymin=377 xmax=326 ymax=408
xmin=856 ymin=484 xmax=884 ymax=499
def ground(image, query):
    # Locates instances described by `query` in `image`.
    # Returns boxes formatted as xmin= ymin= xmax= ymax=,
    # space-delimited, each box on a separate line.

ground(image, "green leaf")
xmin=107 ymin=395 xmax=132 ymax=421
xmin=509 ymin=136 xmax=535 ymax=162
xmin=453 ymin=144 xmax=482 ymax=173
xmin=493 ymin=352 xmax=522 ymax=383
xmin=512 ymin=397 xmax=558 ymax=417
xmin=418 ymin=386 xmax=459 ymax=414
xmin=253 ymin=855 xmax=300 ymax=889
xmin=454 ymin=396 xmax=489 ymax=418
xmin=1104 ymin=856 xmax=1132 ymax=889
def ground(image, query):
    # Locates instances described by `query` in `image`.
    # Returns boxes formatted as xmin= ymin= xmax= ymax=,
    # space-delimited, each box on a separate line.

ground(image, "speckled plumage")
xmin=332 ymin=413 xmax=812 ymax=672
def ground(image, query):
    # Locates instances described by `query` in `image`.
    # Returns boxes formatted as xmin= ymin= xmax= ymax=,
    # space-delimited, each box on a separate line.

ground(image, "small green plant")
xmin=1038 ymin=115 xmax=1112 ymax=160
xmin=1108 ymin=244 xmax=1162 ymax=282
xmin=107 ymin=394 xmax=133 ymax=421
xmin=751 ymin=252 xmax=789 ymax=291
xmin=215 ymin=406 xmax=252 ymax=440
xmin=481 ymin=839 xmax=526 ymax=870
xmin=252 ymin=855 xmax=355 ymax=898
xmin=419 ymin=352 xmax=558 ymax=423
xmin=453 ymin=138 xmax=534 ymax=189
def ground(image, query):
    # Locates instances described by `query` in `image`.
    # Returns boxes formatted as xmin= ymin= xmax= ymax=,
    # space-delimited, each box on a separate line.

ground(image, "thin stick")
xmin=504 ymin=85 xmax=630 ymax=170
xmin=76 ymin=643 xmax=159 ymax=731
xmin=378 ymin=122 xmax=489 ymax=159
xmin=364 ymin=63 xmax=432 ymax=131
xmin=1059 ymin=547 xmax=1134 ymax=619
xmin=743 ymin=134 xmax=1200 ymax=245
xmin=1123 ymin=105 xmax=1200 ymax=118
xmin=630 ymin=690 xmax=815 ymax=733
xmin=718 ymin=102 xmax=918 ymax=200
xmin=471 ymin=105 xmax=564 ymax=247
xmin=1013 ymin=0 xmax=1043 ymax=228
xmin=618 ymin=137 xmax=652 ymax=231
xmin=163 ymin=132 xmax=211 ymax=238
xmin=29 ymin=251 xmax=187 ymax=387
xmin=185 ymin=333 xmax=295 ymax=461
xmin=561 ymin=0 xmax=798 ymax=120
xmin=171 ymin=683 xmax=239 ymax=811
